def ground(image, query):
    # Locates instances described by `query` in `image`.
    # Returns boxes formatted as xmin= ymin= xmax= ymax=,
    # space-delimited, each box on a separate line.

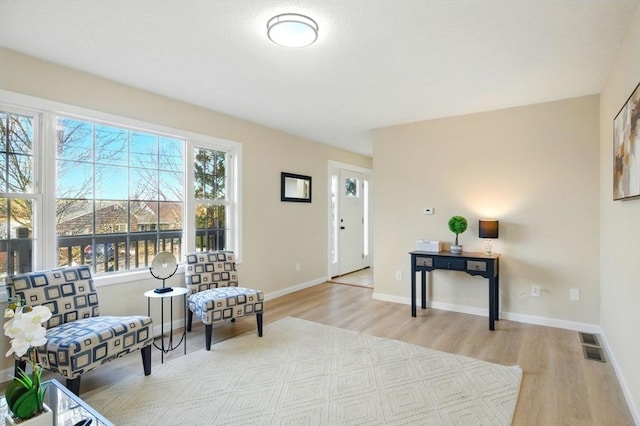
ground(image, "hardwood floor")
xmin=34 ymin=282 xmax=635 ymax=425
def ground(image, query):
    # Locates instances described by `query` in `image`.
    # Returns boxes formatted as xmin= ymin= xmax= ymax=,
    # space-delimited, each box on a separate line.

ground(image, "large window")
xmin=55 ymin=117 xmax=185 ymax=274
xmin=0 ymin=92 xmax=241 ymax=281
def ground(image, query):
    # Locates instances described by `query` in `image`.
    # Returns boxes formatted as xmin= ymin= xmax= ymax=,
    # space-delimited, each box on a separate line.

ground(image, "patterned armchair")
xmin=5 ymin=265 xmax=153 ymax=395
xmin=184 ymin=251 xmax=264 ymax=350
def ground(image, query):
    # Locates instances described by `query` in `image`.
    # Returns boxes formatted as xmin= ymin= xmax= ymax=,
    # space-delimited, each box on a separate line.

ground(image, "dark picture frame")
xmin=281 ymin=172 xmax=312 ymax=203
xmin=613 ymin=81 xmax=640 ymax=200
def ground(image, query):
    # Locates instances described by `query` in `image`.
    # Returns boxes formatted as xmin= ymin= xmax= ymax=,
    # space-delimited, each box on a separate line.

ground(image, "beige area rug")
xmin=83 ymin=317 xmax=522 ymax=425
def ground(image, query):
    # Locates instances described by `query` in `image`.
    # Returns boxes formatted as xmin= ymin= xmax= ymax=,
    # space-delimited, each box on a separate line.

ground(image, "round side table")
xmin=144 ymin=287 xmax=188 ymax=363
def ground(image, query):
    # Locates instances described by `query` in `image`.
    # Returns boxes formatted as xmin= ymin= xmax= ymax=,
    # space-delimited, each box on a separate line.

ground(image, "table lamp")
xmin=479 ymin=219 xmax=499 ymax=254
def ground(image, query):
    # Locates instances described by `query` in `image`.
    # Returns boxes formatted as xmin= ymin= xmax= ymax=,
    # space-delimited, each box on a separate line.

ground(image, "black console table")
xmin=409 ymin=250 xmax=501 ymax=330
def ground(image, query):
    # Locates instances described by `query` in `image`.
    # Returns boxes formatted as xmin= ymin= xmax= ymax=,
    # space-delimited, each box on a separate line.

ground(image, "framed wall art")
xmin=613 ymin=81 xmax=640 ymax=200
xmin=281 ymin=172 xmax=312 ymax=203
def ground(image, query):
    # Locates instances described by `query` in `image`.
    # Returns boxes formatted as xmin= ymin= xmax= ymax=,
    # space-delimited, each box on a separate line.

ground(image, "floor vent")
xmin=583 ymin=345 xmax=606 ymax=362
xmin=579 ymin=332 xmax=606 ymax=362
xmin=579 ymin=332 xmax=599 ymax=346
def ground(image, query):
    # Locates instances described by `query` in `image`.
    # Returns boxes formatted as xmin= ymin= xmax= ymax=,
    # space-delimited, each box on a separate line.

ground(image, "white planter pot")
xmin=451 ymin=244 xmax=463 ymax=254
xmin=5 ymin=403 xmax=52 ymax=426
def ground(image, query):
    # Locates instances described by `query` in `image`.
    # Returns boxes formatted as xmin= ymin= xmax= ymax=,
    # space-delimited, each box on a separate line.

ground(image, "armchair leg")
xmin=256 ymin=313 xmax=263 ymax=337
xmin=66 ymin=376 xmax=81 ymax=396
xmin=187 ymin=310 xmax=193 ymax=332
xmin=141 ymin=344 xmax=152 ymax=376
xmin=205 ymin=324 xmax=213 ymax=351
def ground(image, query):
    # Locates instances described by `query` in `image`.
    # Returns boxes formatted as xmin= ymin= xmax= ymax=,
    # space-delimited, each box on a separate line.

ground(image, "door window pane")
xmin=345 ymin=177 xmax=359 ymax=197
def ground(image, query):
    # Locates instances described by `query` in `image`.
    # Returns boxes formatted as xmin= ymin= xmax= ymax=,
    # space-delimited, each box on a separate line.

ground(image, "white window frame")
xmin=0 ymin=103 xmax=45 ymax=271
xmin=0 ymin=90 xmax=243 ymax=287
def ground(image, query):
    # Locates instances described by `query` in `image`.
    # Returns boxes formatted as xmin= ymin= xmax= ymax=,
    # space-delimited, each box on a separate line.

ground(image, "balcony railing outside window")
xmin=55 ymin=228 xmax=226 ymax=274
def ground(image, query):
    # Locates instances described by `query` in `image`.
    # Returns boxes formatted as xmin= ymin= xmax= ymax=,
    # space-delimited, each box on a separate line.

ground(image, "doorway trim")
xmin=327 ymin=160 xmax=373 ymax=281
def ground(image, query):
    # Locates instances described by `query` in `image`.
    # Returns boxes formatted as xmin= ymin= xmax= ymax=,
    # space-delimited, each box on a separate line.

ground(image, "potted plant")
xmin=448 ymin=215 xmax=468 ymax=254
xmin=4 ymin=298 xmax=52 ymax=425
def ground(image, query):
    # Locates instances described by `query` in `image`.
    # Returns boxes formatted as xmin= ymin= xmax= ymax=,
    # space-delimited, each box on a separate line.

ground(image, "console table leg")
xmin=421 ymin=271 xmax=427 ymax=309
xmin=489 ymin=277 xmax=496 ymax=330
xmin=411 ymin=273 xmax=417 ymax=317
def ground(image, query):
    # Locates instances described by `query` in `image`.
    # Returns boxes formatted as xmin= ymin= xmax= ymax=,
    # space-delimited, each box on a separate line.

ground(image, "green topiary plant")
xmin=448 ymin=215 xmax=468 ymax=246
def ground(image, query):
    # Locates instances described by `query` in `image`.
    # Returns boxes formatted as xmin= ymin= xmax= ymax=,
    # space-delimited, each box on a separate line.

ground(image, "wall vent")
xmin=579 ymin=332 xmax=605 ymax=363
xmin=582 ymin=345 xmax=605 ymax=362
xmin=579 ymin=332 xmax=599 ymax=346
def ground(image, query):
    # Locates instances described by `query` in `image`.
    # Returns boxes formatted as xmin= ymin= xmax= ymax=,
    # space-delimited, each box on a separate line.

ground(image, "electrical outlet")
xmin=395 ymin=270 xmax=402 ymax=280
xmin=531 ymin=285 xmax=541 ymax=297
xmin=569 ymin=288 xmax=579 ymax=301
xmin=295 ymin=263 xmax=301 ymax=272
xmin=423 ymin=207 xmax=434 ymax=215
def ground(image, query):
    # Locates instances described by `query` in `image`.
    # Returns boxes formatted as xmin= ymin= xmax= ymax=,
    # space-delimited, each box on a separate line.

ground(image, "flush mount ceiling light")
xmin=267 ymin=13 xmax=318 ymax=48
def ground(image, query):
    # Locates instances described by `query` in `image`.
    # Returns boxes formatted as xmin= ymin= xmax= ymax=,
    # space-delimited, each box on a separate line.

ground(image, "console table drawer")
xmin=434 ymin=258 xmax=466 ymax=271
xmin=415 ymin=257 xmax=433 ymax=267
xmin=467 ymin=261 xmax=487 ymax=272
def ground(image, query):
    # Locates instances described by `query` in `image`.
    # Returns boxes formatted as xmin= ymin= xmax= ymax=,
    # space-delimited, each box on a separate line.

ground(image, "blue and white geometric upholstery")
xmin=5 ymin=265 xmax=153 ymax=395
xmin=184 ymin=251 xmax=264 ymax=350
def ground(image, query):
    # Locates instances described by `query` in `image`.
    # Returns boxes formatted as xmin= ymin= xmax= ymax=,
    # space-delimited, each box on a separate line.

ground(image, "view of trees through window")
xmin=0 ymin=107 xmax=233 ymax=280
xmin=0 ymin=110 xmax=36 ymax=282
xmin=56 ymin=116 xmax=186 ymax=273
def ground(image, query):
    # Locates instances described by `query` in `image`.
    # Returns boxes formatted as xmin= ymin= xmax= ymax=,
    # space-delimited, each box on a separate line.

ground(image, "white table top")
xmin=144 ymin=287 xmax=188 ymax=298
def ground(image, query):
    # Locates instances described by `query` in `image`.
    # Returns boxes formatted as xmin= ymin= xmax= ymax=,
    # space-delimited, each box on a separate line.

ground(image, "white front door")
xmin=337 ymin=169 xmax=365 ymax=276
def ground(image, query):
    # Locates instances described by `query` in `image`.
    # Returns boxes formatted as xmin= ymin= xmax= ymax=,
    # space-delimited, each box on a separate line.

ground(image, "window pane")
xmin=159 ymin=137 xmax=183 ymax=172
xmin=345 ymin=177 xmax=359 ymax=197
xmin=158 ymin=201 xmax=183 ymax=231
xmin=57 ymin=118 xmax=93 ymax=162
xmin=96 ymin=124 xmax=128 ymax=165
xmin=95 ymin=200 xmax=128 ymax=234
xmin=195 ymin=203 xmax=226 ymax=251
xmin=57 ymin=160 xmax=93 ymax=199
xmin=194 ymin=148 xmax=226 ymax=200
xmin=56 ymin=199 xmax=92 ymax=236
xmin=96 ymin=165 xmax=128 ymax=200
xmin=130 ymin=167 xmax=157 ymax=201
xmin=130 ymin=132 xmax=157 ymax=169
xmin=1 ymin=111 xmax=34 ymax=193
xmin=159 ymin=170 xmax=183 ymax=202
xmin=0 ymin=197 xmax=34 ymax=280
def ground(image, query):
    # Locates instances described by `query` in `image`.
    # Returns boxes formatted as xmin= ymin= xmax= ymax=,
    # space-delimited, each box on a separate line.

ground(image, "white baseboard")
xmin=372 ymin=293 xmax=601 ymax=333
xmin=264 ymin=277 xmax=327 ymax=300
xmin=597 ymin=331 xmax=640 ymax=425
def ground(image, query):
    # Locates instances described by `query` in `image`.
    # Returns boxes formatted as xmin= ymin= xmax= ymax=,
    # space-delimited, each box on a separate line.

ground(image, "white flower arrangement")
xmin=3 ymin=298 xmax=52 ymax=420
xmin=4 ymin=303 xmax=51 ymax=357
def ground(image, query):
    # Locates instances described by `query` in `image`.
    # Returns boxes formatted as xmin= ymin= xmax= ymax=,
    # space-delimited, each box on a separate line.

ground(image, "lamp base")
xmin=484 ymin=240 xmax=493 ymax=255
xmin=154 ymin=287 xmax=173 ymax=294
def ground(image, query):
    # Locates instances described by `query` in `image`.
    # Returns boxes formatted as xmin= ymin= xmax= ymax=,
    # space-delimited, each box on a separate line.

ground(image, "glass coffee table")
xmin=1 ymin=379 xmax=113 ymax=426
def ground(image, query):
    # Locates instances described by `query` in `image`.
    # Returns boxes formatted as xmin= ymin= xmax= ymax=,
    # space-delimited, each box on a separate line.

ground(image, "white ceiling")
xmin=1 ymin=0 xmax=638 ymax=156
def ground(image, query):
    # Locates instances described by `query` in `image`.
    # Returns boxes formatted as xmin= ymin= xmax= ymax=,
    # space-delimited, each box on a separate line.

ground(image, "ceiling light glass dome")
xmin=267 ymin=13 xmax=318 ymax=48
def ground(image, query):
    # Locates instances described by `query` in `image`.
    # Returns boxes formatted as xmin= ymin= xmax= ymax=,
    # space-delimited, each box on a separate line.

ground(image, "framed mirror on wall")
xmin=281 ymin=172 xmax=312 ymax=202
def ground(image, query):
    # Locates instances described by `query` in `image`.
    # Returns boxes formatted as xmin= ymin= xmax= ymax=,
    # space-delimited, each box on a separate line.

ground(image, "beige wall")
xmin=372 ymin=95 xmax=601 ymax=326
xmin=0 ymin=48 xmax=371 ymax=372
xmin=599 ymin=3 xmax=640 ymax=421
